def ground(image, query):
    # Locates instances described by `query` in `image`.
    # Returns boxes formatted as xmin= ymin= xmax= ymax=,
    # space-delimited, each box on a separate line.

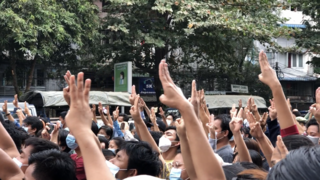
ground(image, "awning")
xmin=20 ymin=91 xmax=131 ymax=107
xmin=205 ymin=95 xmax=267 ymax=109
xmin=279 ymin=76 xmax=317 ymax=81
xmin=280 ymin=24 xmax=306 ymax=28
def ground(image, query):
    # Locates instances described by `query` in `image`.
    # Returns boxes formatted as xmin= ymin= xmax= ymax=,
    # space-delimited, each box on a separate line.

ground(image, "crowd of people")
xmin=1 ymin=51 xmax=320 ymax=180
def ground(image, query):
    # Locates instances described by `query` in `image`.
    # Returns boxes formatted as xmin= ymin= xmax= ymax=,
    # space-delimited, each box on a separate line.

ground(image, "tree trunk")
xmin=10 ymin=57 xmax=20 ymax=95
xmin=25 ymin=55 xmax=37 ymax=93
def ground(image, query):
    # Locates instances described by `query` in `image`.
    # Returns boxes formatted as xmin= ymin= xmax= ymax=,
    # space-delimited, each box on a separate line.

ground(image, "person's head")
xmin=109 ymin=141 xmax=162 ymax=179
xmin=282 ymin=134 xmax=314 ymax=151
xmin=25 ymin=149 xmax=77 ymax=180
xmin=91 ymin=121 xmax=99 ymax=135
xmin=170 ymin=150 xmax=189 ymax=180
xmin=244 ymin=138 xmax=260 ymax=152
xmin=306 ymin=118 xmax=320 ymax=138
xmin=267 ymin=146 xmax=320 ymax=180
xmin=239 ymin=161 xmax=261 ymax=170
xmin=159 ymin=126 xmax=180 ymax=152
xmin=166 ymin=113 xmax=176 ymax=125
xmin=214 ymin=114 xmax=233 ymax=143
xmin=22 ymin=116 xmax=43 ymax=136
xmin=98 ymin=135 xmax=109 ymax=149
xmin=98 ymin=126 xmax=114 ymax=140
xmin=2 ymin=120 xmax=29 ymax=153
xmin=16 ymin=137 xmax=59 ymax=173
xmin=156 ymin=119 xmax=166 ymax=132
xmin=292 ymin=110 xmax=301 ymax=117
xmin=248 ymin=150 xmax=263 ymax=168
xmin=102 ymin=149 xmax=116 ymax=160
xmin=59 ymin=111 xmax=67 ymax=127
xmin=237 ymin=169 xmax=268 ymax=180
xmin=58 ymin=129 xmax=71 ymax=153
xmin=109 ymin=137 xmax=125 ymax=150
xmin=118 ymin=113 xmax=128 ymax=122
xmin=223 ymin=164 xmax=246 ymax=180
xmin=242 ymin=126 xmax=252 ymax=138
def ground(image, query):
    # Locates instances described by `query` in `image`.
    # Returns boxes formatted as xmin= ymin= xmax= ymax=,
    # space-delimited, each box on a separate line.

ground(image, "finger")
xmin=77 ymin=72 xmax=84 ymax=95
xmin=134 ymin=95 xmax=140 ymax=109
xmin=159 ymin=60 xmax=168 ymax=84
xmin=64 ymin=75 xmax=70 ymax=86
xmin=191 ymin=80 xmax=197 ymax=100
xmin=41 ymin=120 xmax=46 ymax=129
xmin=69 ymin=75 xmax=77 ymax=102
xmin=116 ymin=106 xmax=119 ymax=111
xmin=164 ymin=62 xmax=174 ymax=84
xmin=84 ymin=79 xmax=91 ymax=103
xmin=132 ymin=85 xmax=136 ymax=95
xmin=237 ymin=108 xmax=243 ymax=118
xmin=246 ymin=112 xmax=254 ymax=124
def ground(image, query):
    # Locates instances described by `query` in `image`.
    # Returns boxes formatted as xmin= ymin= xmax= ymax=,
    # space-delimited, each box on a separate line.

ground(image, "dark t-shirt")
xmin=70 ymin=154 xmax=86 ymax=180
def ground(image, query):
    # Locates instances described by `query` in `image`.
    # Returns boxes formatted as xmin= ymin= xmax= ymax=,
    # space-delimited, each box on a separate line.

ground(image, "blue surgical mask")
xmin=22 ymin=126 xmax=29 ymax=133
xmin=108 ymin=148 xmax=116 ymax=154
xmin=66 ymin=134 xmax=78 ymax=150
xmin=169 ymin=168 xmax=182 ymax=180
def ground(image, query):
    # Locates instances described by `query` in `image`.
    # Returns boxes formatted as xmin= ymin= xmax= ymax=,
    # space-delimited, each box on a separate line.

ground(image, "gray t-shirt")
xmin=209 ymin=138 xmax=234 ymax=163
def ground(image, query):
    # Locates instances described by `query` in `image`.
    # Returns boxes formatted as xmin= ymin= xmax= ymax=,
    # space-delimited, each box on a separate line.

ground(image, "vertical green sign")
xmin=114 ymin=62 xmax=132 ymax=92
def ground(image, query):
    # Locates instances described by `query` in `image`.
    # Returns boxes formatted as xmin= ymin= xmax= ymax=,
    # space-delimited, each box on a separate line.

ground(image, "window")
xmin=291 ymin=54 xmax=303 ymax=68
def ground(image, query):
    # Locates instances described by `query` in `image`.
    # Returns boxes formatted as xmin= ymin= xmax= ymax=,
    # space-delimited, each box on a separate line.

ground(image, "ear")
xmin=61 ymin=146 xmax=66 ymax=151
xmin=224 ymin=130 xmax=229 ymax=137
xmin=128 ymin=169 xmax=138 ymax=177
xmin=31 ymin=128 xmax=37 ymax=134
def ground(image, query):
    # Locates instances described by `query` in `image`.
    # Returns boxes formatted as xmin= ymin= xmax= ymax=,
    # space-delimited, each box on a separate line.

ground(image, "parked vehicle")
xmin=0 ymin=102 xmax=37 ymax=120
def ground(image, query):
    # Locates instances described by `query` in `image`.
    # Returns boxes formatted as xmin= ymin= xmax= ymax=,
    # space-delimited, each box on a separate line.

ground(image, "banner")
xmin=139 ymin=77 xmax=155 ymax=95
xmin=114 ymin=62 xmax=132 ymax=92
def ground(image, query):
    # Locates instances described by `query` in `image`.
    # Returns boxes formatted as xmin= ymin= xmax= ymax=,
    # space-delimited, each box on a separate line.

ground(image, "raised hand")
xmin=159 ymin=107 xmax=165 ymax=117
xmin=63 ymin=70 xmax=72 ymax=106
xmin=258 ymin=51 xmax=280 ymax=89
xmin=150 ymin=107 xmax=156 ymax=122
xmin=24 ymin=101 xmax=31 ymax=116
xmin=175 ymin=118 xmax=187 ymax=137
xmin=13 ymin=94 xmax=19 ymax=108
xmin=129 ymin=94 xmax=142 ymax=121
xmin=113 ymin=106 xmax=119 ymax=120
xmin=271 ymin=135 xmax=289 ymax=166
xmin=230 ymin=104 xmax=237 ymax=118
xmin=250 ymin=98 xmax=258 ymax=113
xmin=238 ymin=99 xmax=242 ymax=109
xmin=91 ymin=104 xmax=96 ymax=113
xmin=268 ymin=99 xmax=277 ymax=120
xmin=98 ymin=102 xmax=103 ymax=115
xmin=229 ymin=108 xmax=244 ymax=133
xmin=189 ymin=81 xmax=199 ymax=117
xmin=260 ymin=112 xmax=268 ymax=131
xmin=65 ymin=72 xmax=93 ymax=133
xmin=2 ymin=100 xmax=8 ymax=113
xmin=158 ymin=60 xmax=188 ymax=109
xmin=247 ymin=112 xmax=264 ymax=139
xmin=129 ymin=85 xmax=136 ymax=105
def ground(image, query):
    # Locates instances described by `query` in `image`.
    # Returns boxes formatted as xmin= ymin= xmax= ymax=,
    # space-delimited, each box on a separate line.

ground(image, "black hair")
xmin=25 ymin=137 xmax=59 ymax=155
xmin=242 ymin=126 xmax=252 ymax=138
xmin=165 ymin=126 xmax=180 ymax=141
xmin=119 ymin=113 xmax=129 ymax=122
xmin=248 ymin=150 xmax=263 ymax=168
xmin=60 ymin=111 xmax=67 ymax=120
xmin=306 ymin=118 xmax=319 ymax=133
xmin=267 ymin=146 xmax=320 ymax=180
xmin=223 ymin=164 xmax=246 ymax=180
xmin=23 ymin=116 xmax=43 ymax=135
xmin=237 ymin=169 xmax=268 ymax=180
xmin=99 ymin=126 xmax=114 ymax=140
xmin=282 ymin=134 xmax=314 ymax=151
xmin=167 ymin=113 xmax=177 ymax=121
xmin=29 ymin=149 xmax=77 ymax=180
xmin=156 ymin=118 xmax=166 ymax=132
xmin=243 ymin=138 xmax=260 ymax=152
xmin=239 ymin=161 xmax=261 ymax=170
xmin=110 ymin=137 xmax=125 ymax=150
xmin=58 ymin=130 xmax=71 ymax=153
xmin=215 ymin=114 xmax=233 ymax=139
xmin=102 ymin=149 xmax=116 ymax=156
xmin=2 ymin=120 xmax=29 ymax=153
xmin=98 ymin=136 xmax=109 ymax=149
xmin=134 ymin=131 xmax=163 ymax=146
xmin=91 ymin=121 xmax=99 ymax=135
xmin=120 ymin=141 xmax=162 ymax=176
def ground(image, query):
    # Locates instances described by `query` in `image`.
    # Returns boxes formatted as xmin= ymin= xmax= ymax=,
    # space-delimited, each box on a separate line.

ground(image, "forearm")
xmin=180 ymin=104 xmax=225 ymax=180
xmin=107 ymin=114 xmax=113 ymax=126
xmin=100 ymin=113 xmax=108 ymax=126
xmin=0 ymin=122 xmax=20 ymax=158
xmin=253 ymin=111 xmax=261 ymax=122
xmin=144 ymin=106 xmax=151 ymax=117
xmin=180 ymin=135 xmax=197 ymax=180
xmin=7 ymin=114 xmax=15 ymax=122
xmin=75 ymin=130 xmax=114 ymax=180
xmin=0 ymin=149 xmax=24 ymax=180
xmin=234 ymin=131 xmax=252 ymax=163
xmin=161 ymin=115 xmax=168 ymax=127
xmin=272 ymin=85 xmax=295 ymax=129
xmin=92 ymin=112 xmax=97 ymax=123
xmin=50 ymin=132 xmax=59 ymax=144
xmin=135 ymin=118 xmax=160 ymax=153
xmin=256 ymin=135 xmax=274 ymax=167
xmin=151 ymin=119 xmax=160 ymax=132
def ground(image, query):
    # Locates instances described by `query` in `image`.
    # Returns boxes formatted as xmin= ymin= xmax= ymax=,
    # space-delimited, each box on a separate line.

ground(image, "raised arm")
xmin=149 ymin=107 xmax=160 ymax=132
xmin=159 ymin=60 xmax=225 ymax=180
xmin=0 ymin=148 xmax=24 ymax=180
xmin=24 ymin=101 xmax=32 ymax=116
xmin=2 ymin=101 xmax=15 ymax=122
xmin=175 ymin=118 xmax=197 ymax=180
xmin=91 ymin=104 xmax=97 ymax=124
xmin=98 ymin=102 xmax=112 ymax=128
xmin=229 ymin=108 xmax=252 ymax=163
xmin=64 ymin=72 xmax=114 ymax=180
xmin=0 ymin=120 xmax=20 ymax=158
xmin=258 ymin=51 xmax=296 ymax=132
xmin=159 ymin=107 xmax=168 ymax=128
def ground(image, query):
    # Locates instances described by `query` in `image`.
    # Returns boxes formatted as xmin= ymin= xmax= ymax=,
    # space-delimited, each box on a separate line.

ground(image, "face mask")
xmin=108 ymin=148 xmax=116 ymax=154
xmin=307 ymin=135 xmax=319 ymax=145
xmin=12 ymin=158 xmax=28 ymax=168
xmin=64 ymin=127 xmax=70 ymax=132
xmin=169 ymin=168 xmax=182 ymax=180
xmin=98 ymin=134 xmax=105 ymax=137
xmin=159 ymin=136 xmax=174 ymax=152
xmin=215 ymin=131 xmax=225 ymax=141
xmin=66 ymin=134 xmax=78 ymax=150
xmin=166 ymin=120 xmax=172 ymax=126
xmin=105 ymin=160 xmax=127 ymax=177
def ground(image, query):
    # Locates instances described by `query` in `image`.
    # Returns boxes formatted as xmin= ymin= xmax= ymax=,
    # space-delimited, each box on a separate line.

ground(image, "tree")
xmin=101 ymin=0 xmax=294 ymax=103
xmin=0 ymin=0 xmax=101 ymax=95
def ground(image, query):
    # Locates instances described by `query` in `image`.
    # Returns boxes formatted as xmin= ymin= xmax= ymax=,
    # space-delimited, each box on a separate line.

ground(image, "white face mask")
xmin=22 ymin=126 xmax=29 ymax=133
xmin=166 ymin=120 xmax=172 ymax=126
xmin=12 ymin=158 xmax=28 ymax=168
xmin=105 ymin=160 xmax=127 ymax=177
xmin=159 ymin=136 xmax=174 ymax=152
xmin=307 ymin=135 xmax=319 ymax=145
